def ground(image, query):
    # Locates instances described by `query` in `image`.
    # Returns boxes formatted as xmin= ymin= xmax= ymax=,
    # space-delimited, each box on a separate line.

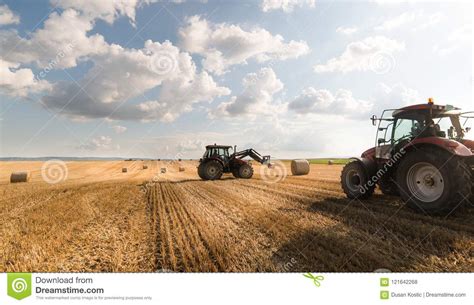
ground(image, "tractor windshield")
xmin=203 ymin=147 xmax=229 ymax=158
xmin=391 ymin=115 xmax=467 ymax=144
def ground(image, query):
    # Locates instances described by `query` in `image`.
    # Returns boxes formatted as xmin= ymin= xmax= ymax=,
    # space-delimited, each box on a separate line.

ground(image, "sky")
xmin=0 ymin=0 xmax=472 ymax=159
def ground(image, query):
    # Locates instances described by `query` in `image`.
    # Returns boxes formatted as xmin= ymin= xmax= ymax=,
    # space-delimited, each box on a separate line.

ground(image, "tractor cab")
xmin=373 ymin=101 xmax=473 ymax=160
xmin=203 ymin=144 xmax=233 ymax=161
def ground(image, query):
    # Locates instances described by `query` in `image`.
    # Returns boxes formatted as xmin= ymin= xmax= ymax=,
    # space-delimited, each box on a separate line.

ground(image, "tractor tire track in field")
xmin=146 ymin=177 xmax=474 ymax=272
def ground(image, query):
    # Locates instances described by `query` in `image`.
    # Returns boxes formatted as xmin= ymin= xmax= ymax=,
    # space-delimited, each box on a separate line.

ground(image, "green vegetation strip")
xmin=309 ymin=158 xmax=350 ymax=165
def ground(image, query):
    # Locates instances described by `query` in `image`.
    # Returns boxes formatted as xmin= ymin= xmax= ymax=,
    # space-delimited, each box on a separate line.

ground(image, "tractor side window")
xmin=393 ymin=119 xmax=415 ymax=144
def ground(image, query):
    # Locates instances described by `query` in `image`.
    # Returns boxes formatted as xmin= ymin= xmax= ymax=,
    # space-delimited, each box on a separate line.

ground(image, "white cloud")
xmin=179 ymin=15 xmax=310 ymax=75
xmin=0 ymin=5 xmax=229 ymax=121
xmin=433 ymin=24 xmax=471 ymax=56
xmin=111 ymin=125 xmax=127 ymax=134
xmin=414 ymin=12 xmax=443 ymax=30
xmin=0 ymin=4 xmax=20 ymax=25
xmin=288 ymin=87 xmax=372 ymax=119
xmin=51 ymin=0 xmax=145 ymax=25
xmin=177 ymin=139 xmax=206 ymax=152
xmin=375 ymin=11 xmax=443 ymax=31
xmin=0 ymin=59 xmax=51 ymax=96
xmin=375 ymin=12 xmax=417 ymax=31
xmin=336 ymin=26 xmax=358 ymax=35
xmin=41 ymin=40 xmax=230 ymax=122
xmin=288 ymin=83 xmax=420 ymax=119
xmin=0 ymin=9 xmax=108 ymax=69
xmin=372 ymin=82 xmax=420 ymax=113
xmin=314 ymin=36 xmax=405 ymax=73
xmin=261 ymin=0 xmax=315 ymax=12
xmin=78 ymin=135 xmax=118 ymax=151
xmin=212 ymin=67 xmax=283 ymax=118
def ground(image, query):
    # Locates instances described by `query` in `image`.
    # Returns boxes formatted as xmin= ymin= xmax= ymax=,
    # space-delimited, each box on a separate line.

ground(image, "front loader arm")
xmin=233 ymin=148 xmax=270 ymax=164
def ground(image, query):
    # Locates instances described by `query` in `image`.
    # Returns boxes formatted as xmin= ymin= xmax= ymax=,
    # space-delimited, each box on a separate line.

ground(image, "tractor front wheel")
xmin=238 ymin=164 xmax=254 ymax=179
xmin=232 ymin=167 xmax=240 ymax=178
xmin=396 ymin=149 xmax=472 ymax=215
xmin=341 ymin=161 xmax=375 ymax=199
xmin=200 ymin=160 xmax=223 ymax=180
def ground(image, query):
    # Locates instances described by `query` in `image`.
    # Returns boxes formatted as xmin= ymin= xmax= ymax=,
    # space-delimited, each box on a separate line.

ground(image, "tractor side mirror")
xmin=466 ymin=127 xmax=471 ymax=133
xmin=378 ymin=138 xmax=386 ymax=145
xmin=371 ymin=115 xmax=377 ymax=126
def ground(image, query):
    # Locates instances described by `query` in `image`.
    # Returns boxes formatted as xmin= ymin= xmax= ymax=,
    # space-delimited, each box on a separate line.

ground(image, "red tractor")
xmin=341 ymin=100 xmax=474 ymax=215
xmin=198 ymin=144 xmax=270 ymax=180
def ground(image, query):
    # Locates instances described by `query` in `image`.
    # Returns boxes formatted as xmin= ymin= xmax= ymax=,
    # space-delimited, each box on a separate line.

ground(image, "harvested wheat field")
xmin=1 ymin=160 xmax=473 ymax=272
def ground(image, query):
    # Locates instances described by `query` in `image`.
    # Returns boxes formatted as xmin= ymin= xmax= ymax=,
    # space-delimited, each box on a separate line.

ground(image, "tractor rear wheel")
xmin=341 ymin=161 xmax=375 ymax=199
xmin=201 ymin=160 xmax=223 ymax=180
xmin=396 ymin=149 xmax=472 ymax=215
xmin=238 ymin=164 xmax=254 ymax=179
xmin=197 ymin=163 xmax=207 ymax=180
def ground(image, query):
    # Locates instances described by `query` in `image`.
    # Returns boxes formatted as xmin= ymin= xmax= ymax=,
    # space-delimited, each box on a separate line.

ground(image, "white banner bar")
xmin=0 ymin=273 xmax=472 ymax=305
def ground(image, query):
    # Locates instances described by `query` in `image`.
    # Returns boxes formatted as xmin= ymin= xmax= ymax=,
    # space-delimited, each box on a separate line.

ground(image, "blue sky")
xmin=0 ymin=0 xmax=472 ymax=159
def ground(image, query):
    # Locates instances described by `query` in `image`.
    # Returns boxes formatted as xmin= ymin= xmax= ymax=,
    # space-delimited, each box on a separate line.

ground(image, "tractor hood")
xmin=360 ymin=138 xmax=474 ymax=160
xmin=405 ymin=137 xmax=473 ymax=156
xmin=460 ymin=139 xmax=474 ymax=152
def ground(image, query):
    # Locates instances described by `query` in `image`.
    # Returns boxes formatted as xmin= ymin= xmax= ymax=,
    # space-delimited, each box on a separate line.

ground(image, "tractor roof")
xmin=392 ymin=103 xmax=461 ymax=120
xmin=205 ymin=144 xmax=232 ymax=149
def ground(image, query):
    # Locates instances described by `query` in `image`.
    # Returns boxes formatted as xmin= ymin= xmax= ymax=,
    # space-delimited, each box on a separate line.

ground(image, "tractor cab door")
xmin=375 ymin=118 xmax=394 ymax=160
xmin=220 ymin=148 xmax=230 ymax=165
xmin=391 ymin=118 xmax=418 ymax=153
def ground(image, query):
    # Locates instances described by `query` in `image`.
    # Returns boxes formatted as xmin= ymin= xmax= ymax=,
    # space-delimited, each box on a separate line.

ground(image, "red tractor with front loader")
xmin=198 ymin=144 xmax=270 ymax=180
xmin=341 ymin=100 xmax=474 ymax=215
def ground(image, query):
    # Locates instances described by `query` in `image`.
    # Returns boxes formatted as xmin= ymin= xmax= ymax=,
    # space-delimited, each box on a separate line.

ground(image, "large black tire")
xmin=231 ymin=167 xmax=240 ymax=178
xmin=200 ymin=160 xmax=223 ymax=180
xmin=197 ymin=163 xmax=207 ymax=180
xmin=238 ymin=164 xmax=254 ymax=179
xmin=378 ymin=174 xmax=400 ymax=196
xmin=396 ymin=148 xmax=472 ymax=215
xmin=341 ymin=160 xmax=375 ymax=199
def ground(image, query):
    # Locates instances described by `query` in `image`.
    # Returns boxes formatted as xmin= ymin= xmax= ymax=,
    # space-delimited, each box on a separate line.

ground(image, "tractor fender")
xmin=202 ymin=157 xmax=225 ymax=167
xmin=349 ymin=157 xmax=377 ymax=178
xmin=403 ymin=138 xmax=473 ymax=157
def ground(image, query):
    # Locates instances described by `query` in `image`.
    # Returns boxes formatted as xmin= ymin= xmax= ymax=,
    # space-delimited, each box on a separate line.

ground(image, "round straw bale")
xmin=291 ymin=159 xmax=310 ymax=175
xmin=143 ymin=165 xmax=148 ymax=169
xmin=328 ymin=160 xmax=334 ymax=165
xmin=160 ymin=168 xmax=167 ymax=173
xmin=122 ymin=168 xmax=128 ymax=173
xmin=10 ymin=172 xmax=30 ymax=183
xmin=179 ymin=166 xmax=185 ymax=172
